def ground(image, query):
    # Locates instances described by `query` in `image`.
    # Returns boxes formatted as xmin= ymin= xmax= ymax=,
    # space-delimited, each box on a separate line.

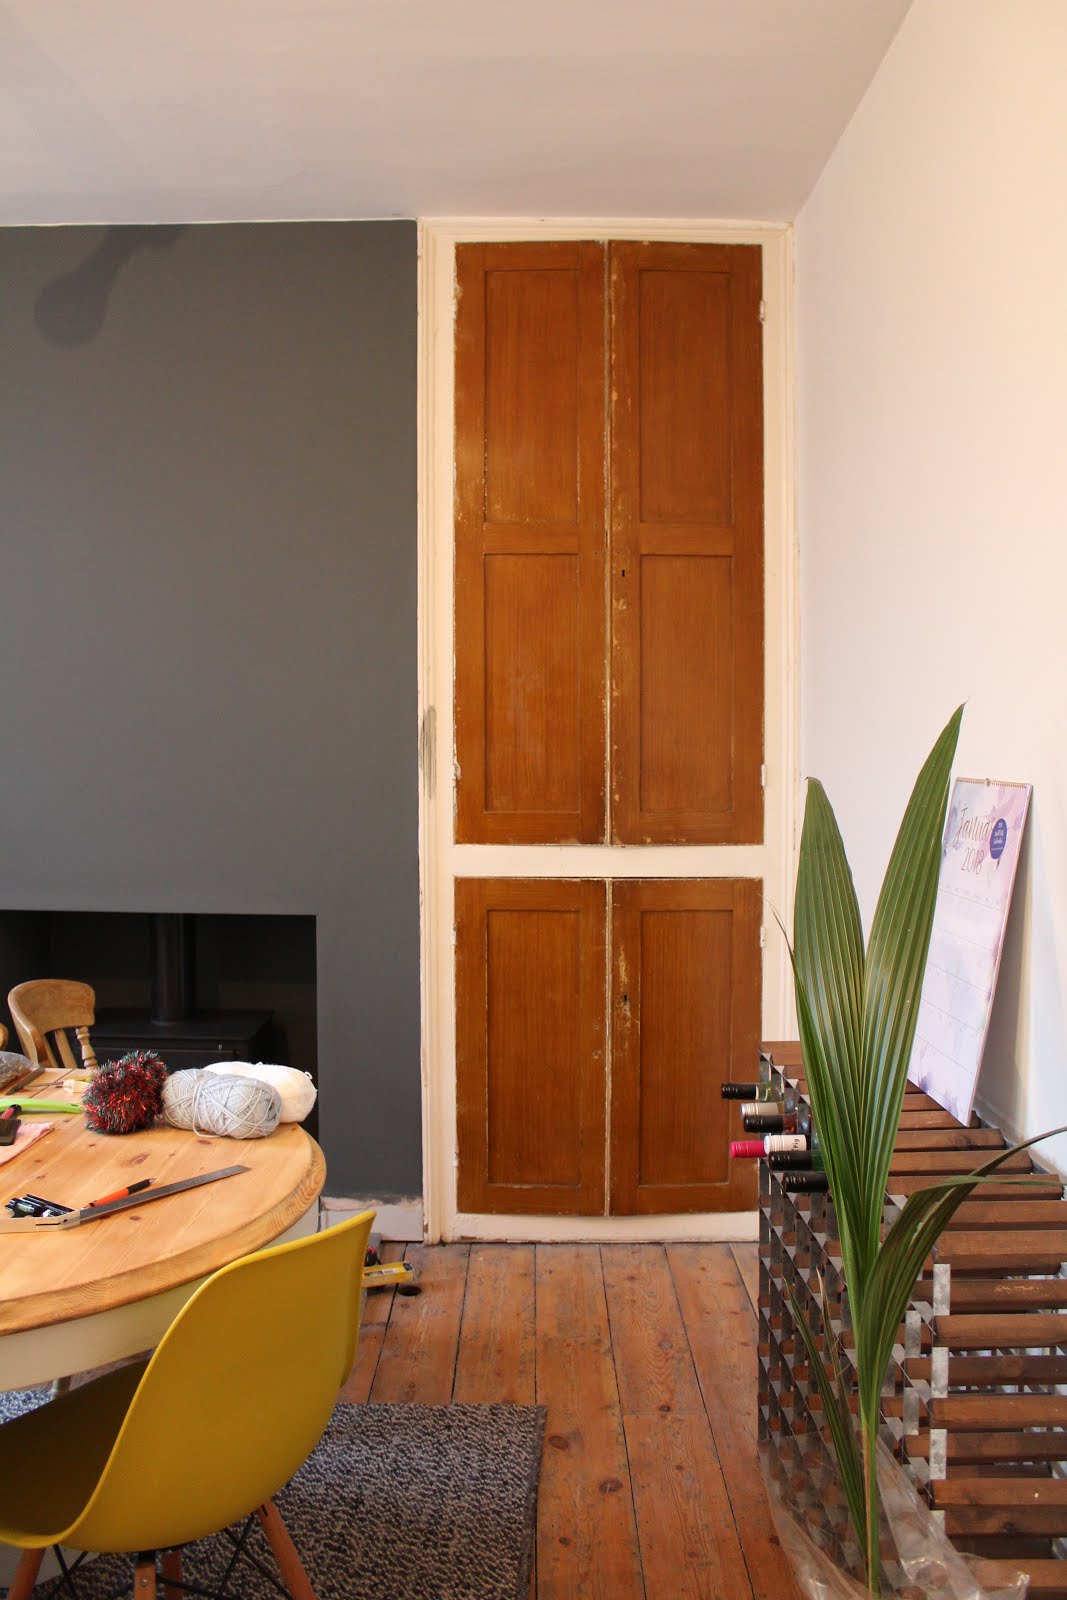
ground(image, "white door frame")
xmin=417 ymin=217 xmax=799 ymax=1244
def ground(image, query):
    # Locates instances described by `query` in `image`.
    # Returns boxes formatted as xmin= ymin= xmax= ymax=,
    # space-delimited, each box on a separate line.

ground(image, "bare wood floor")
xmin=341 ymin=1242 xmax=801 ymax=1600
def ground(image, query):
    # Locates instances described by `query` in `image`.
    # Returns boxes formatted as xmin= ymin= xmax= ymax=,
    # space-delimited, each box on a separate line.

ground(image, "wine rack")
xmin=757 ymin=1040 xmax=1067 ymax=1599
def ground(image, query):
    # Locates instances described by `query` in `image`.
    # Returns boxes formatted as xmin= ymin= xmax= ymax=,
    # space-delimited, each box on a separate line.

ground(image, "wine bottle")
xmin=766 ymin=1146 xmax=825 ymax=1171
xmin=720 ymin=1051 xmax=775 ymax=1099
xmin=738 ymin=1088 xmax=798 ymax=1118
xmin=721 ymin=1081 xmax=777 ymax=1102
xmin=763 ymin=1131 xmax=818 ymax=1156
xmin=729 ymin=1139 xmax=768 ymax=1159
xmin=742 ymin=1110 xmax=798 ymax=1134
xmin=730 ymin=1131 xmax=815 ymax=1159
xmin=782 ymin=1171 xmax=829 ymax=1193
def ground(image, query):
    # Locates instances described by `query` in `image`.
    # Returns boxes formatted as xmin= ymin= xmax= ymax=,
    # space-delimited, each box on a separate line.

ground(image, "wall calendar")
xmin=909 ymin=778 xmax=1032 ymax=1126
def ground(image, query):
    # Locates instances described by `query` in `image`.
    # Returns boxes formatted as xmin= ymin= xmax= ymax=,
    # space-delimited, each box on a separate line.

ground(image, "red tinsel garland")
xmin=83 ymin=1050 xmax=168 ymax=1136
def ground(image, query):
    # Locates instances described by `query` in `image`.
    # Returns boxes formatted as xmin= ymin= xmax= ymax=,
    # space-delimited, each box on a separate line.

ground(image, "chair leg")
xmin=133 ymin=1553 xmax=157 ymax=1598
xmin=8 ymin=1549 xmax=44 ymax=1600
xmin=161 ymin=1549 xmax=182 ymax=1598
xmin=256 ymin=1500 xmax=318 ymax=1600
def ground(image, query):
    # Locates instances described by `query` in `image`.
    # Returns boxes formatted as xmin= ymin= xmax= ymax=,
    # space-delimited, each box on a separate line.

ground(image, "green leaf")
xmin=858 ymin=707 xmax=963 ymax=1269
xmin=855 ymin=1128 xmax=1067 ymax=1438
xmin=788 ymin=1282 xmax=866 ymax=1549
xmin=784 ymin=936 xmax=866 ymax=1303
xmin=795 ymin=779 xmax=865 ymax=1133
xmin=791 ymin=781 xmax=868 ymax=1298
xmin=783 ymin=708 xmax=964 ymax=1587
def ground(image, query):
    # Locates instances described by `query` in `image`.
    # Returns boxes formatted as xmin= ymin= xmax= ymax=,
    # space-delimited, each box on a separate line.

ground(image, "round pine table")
xmin=0 ymin=1073 xmax=325 ymax=1391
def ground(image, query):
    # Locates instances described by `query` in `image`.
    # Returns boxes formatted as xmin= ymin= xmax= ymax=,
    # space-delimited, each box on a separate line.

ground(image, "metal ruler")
xmin=0 ymin=1164 xmax=249 ymax=1233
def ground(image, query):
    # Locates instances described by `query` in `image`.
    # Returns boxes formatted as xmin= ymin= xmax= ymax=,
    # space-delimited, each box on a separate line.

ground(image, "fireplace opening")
xmin=0 ymin=909 xmax=317 ymax=1137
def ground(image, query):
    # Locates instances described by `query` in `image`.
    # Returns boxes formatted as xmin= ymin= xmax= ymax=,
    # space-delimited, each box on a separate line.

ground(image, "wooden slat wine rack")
xmin=758 ymin=1040 xmax=1067 ymax=1599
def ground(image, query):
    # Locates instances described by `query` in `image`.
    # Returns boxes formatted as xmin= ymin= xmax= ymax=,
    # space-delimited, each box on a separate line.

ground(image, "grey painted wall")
xmin=0 ymin=221 xmax=420 ymax=1196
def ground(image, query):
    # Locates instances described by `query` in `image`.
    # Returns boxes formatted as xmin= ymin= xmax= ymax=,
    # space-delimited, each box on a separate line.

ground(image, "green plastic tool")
xmin=0 ymin=1097 xmax=82 ymax=1115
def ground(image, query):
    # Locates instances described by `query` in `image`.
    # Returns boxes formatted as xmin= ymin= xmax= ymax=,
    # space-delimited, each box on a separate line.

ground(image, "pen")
xmin=85 ymin=1178 xmax=153 ymax=1209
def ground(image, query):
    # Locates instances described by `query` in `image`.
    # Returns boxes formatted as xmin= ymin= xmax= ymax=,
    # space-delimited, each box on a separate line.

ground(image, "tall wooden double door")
xmin=452 ymin=239 xmax=765 ymax=1217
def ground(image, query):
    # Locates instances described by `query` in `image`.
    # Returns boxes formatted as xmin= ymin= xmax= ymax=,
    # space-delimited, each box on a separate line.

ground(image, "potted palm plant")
xmin=784 ymin=707 xmax=1054 ymax=1596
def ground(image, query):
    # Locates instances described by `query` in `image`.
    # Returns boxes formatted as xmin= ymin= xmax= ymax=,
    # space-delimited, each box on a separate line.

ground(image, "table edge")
xmin=0 ymin=1134 xmax=326 ymax=1335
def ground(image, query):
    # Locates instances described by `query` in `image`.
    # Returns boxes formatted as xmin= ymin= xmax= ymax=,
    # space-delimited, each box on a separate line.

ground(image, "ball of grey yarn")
xmin=162 ymin=1068 xmax=282 ymax=1139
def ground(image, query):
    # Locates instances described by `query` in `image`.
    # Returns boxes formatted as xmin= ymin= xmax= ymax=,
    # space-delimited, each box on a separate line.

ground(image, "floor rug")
xmin=0 ymin=1394 xmax=545 ymax=1600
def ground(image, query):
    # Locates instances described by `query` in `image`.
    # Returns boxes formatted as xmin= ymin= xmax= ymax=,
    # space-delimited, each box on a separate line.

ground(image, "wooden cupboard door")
xmin=454 ymin=242 xmax=607 ymax=844
xmin=610 ymin=242 xmax=764 ymax=844
xmin=456 ymin=878 xmax=607 ymax=1214
xmin=610 ymin=879 xmax=761 ymax=1214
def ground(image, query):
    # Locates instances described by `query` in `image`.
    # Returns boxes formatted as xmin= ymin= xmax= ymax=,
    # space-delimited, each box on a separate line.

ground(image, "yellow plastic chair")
xmin=0 ymin=1209 xmax=375 ymax=1600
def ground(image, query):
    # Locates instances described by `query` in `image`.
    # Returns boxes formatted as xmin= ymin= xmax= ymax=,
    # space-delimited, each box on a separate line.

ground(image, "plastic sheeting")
xmin=761 ymin=1436 xmax=1028 ymax=1600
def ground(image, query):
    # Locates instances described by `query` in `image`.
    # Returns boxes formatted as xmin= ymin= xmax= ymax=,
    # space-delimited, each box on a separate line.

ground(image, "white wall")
xmin=796 ymin=0 xmax=1067 ymax=1167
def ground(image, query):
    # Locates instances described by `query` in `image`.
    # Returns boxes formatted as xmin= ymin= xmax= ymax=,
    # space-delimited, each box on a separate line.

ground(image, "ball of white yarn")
xmin=162 ymin=1069 xmax=282 ymax=1139
xmin=203 ymin=1061 xmax=316 ymax=1123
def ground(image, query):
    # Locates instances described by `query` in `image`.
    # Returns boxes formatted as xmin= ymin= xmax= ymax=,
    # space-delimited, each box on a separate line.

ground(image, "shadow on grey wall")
xmin=35 ymin=226 xmax=186 ymax=346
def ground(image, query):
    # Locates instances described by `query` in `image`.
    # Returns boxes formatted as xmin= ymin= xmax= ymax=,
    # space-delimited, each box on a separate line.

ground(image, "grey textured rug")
xmin=0 ymin=1393 xmax=545 ymax=1600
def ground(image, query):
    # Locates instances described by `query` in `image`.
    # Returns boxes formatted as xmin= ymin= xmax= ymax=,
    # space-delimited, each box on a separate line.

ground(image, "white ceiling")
xmin=0 ymin=0 xmax=911 ymax=226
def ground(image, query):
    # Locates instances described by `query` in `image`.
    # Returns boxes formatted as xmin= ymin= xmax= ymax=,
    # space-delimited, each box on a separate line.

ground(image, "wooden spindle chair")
xmin=7 ymin=979 xmax=99 ymax=1078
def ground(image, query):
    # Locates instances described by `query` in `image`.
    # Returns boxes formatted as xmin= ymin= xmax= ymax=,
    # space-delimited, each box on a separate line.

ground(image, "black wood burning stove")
xmin=91 ymin=913 xmax=273 ymax=1071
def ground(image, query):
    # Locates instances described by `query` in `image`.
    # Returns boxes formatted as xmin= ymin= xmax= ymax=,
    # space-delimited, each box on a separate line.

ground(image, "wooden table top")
xmin=0 ymin=1072 xmax=325 ymax=1336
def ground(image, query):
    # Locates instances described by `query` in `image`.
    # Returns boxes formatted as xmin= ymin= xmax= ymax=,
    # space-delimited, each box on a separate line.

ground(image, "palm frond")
xmin=789 ymin=1282 xmax=866 ymax=1548
xmin=791 ymin=782 xmax=869 ymax=1292
xmin=855 ymin=1129 xmax=1067 ymax=1435
xmin=858 ymin=707 xmax=963 ymax=1267
xmin=785 ymin=937 xmax=867 ymax=1302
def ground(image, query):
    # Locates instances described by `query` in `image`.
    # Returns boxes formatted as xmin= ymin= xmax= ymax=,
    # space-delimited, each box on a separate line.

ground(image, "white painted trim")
xmin=452 ymin=1210 xmax=759 ymax=1244
xmin=321 ymin=1196 xmax=425 ymax=1241
xmin=417 ymin=216 xmax=799 ymax=1244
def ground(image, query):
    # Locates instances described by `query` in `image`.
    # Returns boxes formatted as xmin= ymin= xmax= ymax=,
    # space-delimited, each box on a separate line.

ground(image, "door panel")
xmin=610 ymin=879 xmax=761 ymax=1215
xmin=610 ymin=241 xmax=764 ymax=844
xmin=454 ymin=242 xmax=606 ymax=843
xmin=455 ymin=878 xmax=607 ymax=1215
xmin=638 ymin=554 xmax=734 ymax=816
xmin=483 ymin=554 xmax=581 ymax=814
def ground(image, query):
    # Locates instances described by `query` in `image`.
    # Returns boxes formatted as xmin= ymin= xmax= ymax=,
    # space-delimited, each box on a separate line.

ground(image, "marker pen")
xmin=86 ymin=1179 xmax=153 ymax=1208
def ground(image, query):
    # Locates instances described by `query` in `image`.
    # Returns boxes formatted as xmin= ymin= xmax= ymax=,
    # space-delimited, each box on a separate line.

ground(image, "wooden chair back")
xmin=7 ymin=980 xmax=99 ymax=1075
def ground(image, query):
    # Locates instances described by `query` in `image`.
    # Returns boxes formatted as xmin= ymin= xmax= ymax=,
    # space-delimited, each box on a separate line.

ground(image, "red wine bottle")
xmin=742 ymin=1110 xmax=799 ymax=1134
xmin=766 ymin=1146 xmax=825 ymax=1171
xmin=782 ymin=1171 xmax=829 ymax=1193
xmin=729 ymin=1139 xmax=767 ymax=1159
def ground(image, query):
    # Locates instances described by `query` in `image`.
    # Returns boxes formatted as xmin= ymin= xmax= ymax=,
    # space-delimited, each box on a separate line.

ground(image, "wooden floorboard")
xmin=535 ymin=1245 xmax=645 ymax=1600
xmin=369 ymin=1242 xmax=470 ymax=1404
xmin=730 ymin=1242 xmax=760 ymax=1317
xmin=602 ymin=1244 xmax=752 ymax=1600
xmin=340 ymin=1241 xmax=406 ymax=1404
xmin=453 ymin=1242 xmax=536 ymax=1405
xmin=670 ymin=1244 xmax=802 ymax=1600
xmin=359 ymin=1241 xmax=789 ymax=1599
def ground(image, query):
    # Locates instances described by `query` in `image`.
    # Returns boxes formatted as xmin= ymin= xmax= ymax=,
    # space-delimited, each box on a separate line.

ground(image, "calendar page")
xmin=908 ymin=778 xmax=1032 ymax=1125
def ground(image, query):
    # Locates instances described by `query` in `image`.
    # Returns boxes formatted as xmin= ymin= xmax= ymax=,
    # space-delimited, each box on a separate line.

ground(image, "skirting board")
xmin=318 ymin=1197 xmax=761 ymax=1244
xmin=320 ymin=1196 xmax=425 ymax=1241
